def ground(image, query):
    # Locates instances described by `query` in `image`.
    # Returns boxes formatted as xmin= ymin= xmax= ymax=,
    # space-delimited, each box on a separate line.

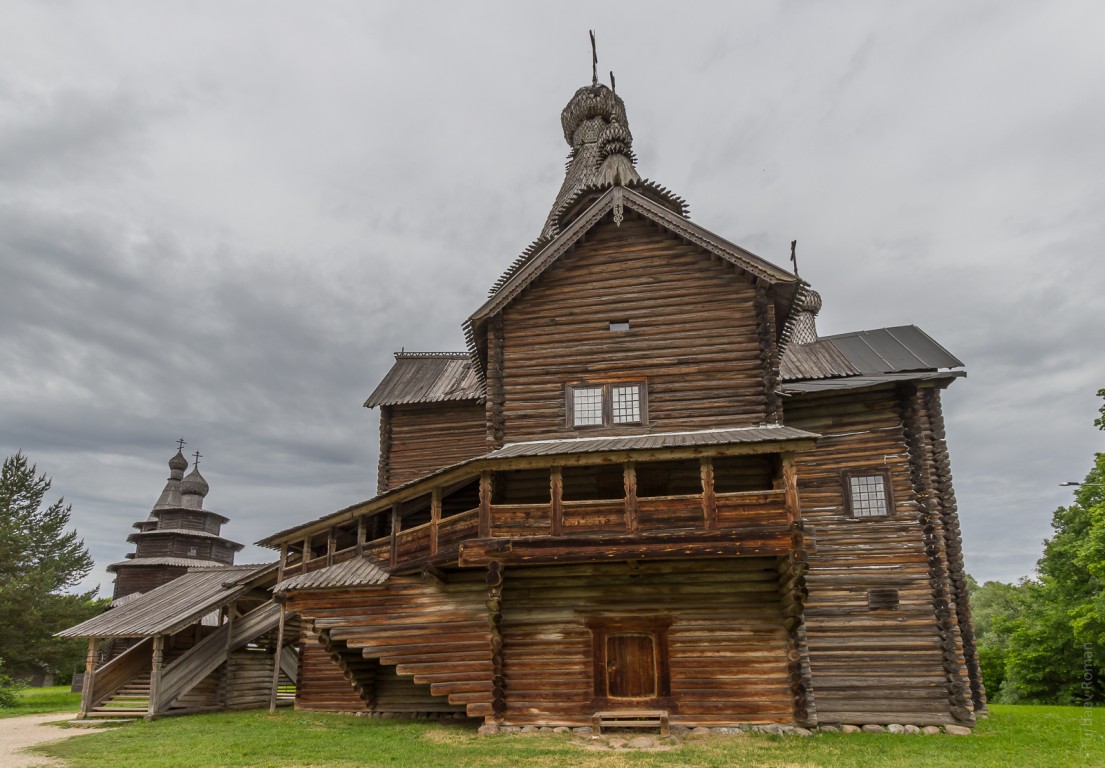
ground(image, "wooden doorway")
xmin=588 ymin=618 xmax=671 ymax=708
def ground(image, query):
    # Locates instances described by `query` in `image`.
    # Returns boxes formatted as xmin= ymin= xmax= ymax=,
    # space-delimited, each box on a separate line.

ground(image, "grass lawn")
xmin=35 ymin=704 xmax=1103 ymax=768
xmin=0 ymin=685 xmax=81 ymax=718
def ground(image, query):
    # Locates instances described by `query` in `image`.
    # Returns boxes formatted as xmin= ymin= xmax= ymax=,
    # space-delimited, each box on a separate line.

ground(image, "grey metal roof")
xmin=822 ymin=326 xmax=963 ymax=375
xmin=364 ymin=353 xmax=483 ymax=408
xmin=106 ymin=556 xmax=230 ymax=573
xmin=56 ymin=564 xmax=276 ymax=638
xmin=487 ymin=425 xmax=819 ymax=460
xmin=125 ymin=529 xmax=244 ymax=549
xmin=780 ymin=325 xmax=963 ymax=382
xmin=273 ymin=557 xmax=389 ymax=594
xmin=779 ymin=370 xmax=965 ymax=395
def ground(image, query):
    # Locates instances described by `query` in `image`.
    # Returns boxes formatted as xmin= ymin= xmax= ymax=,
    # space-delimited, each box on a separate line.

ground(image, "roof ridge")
xmin=393 ymin=351 xmax=470 ymax=359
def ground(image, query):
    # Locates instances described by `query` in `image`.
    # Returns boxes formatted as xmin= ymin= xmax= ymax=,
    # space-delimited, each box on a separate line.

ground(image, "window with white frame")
xmin=568 ymin=382 xmax=646 ymax=428
xmin=844 ymin=471 xmax=892 ymax=517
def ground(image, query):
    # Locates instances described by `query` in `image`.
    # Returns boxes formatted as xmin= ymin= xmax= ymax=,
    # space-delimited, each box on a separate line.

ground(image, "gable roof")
xmin=464 ymin=185 xmax=804 ymax=384
xmin=56 ymin=564 xmax=276 ymax=639
xmin=365 ymin=352 xmax=483 ymax=408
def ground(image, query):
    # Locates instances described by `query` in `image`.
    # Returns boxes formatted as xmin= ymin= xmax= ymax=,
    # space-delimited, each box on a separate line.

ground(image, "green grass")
xmin=36 ymin=705 xmax=1103 ymax=768
xmin=0 ymin=685 xmax=81 ymax=718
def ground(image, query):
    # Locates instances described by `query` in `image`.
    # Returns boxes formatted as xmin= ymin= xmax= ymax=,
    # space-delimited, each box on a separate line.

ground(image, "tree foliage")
xmin=0 ymin=452 xmax=104 ymax=682
xmin=970 ymin=391 xmax=1105 ymax=704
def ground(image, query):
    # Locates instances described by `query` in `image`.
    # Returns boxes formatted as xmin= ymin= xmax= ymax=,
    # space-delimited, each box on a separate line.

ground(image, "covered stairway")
xmin=58 ymin=564 xmax=300 ymax=719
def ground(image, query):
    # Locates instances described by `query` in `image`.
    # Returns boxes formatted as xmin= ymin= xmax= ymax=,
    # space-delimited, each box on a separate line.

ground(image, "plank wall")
xmin=497 ymin=213 xmax=773 ymax=443
xmin=784 ymin=386 xmax=968 ymax=725
xmin=380 ymin=403 xmax=488 ymax=492
xmin=499 ymin=559 xmax=793 ymax=727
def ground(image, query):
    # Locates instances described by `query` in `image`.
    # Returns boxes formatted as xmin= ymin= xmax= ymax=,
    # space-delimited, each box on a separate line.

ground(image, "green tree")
xmin=967 ymin=575 xmax=1022 ymax=698
xmin=0 ymin=452 xmax=103 ymax=686
xmin=998 ymin=401 xmax=1105 ymax=702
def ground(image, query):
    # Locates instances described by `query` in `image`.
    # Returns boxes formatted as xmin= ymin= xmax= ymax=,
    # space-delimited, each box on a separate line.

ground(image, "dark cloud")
xmin=0 ymin=1 xmax=1101 ymax=592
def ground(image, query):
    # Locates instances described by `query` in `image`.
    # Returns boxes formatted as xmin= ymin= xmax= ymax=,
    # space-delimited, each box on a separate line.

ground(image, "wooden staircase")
xmin=315 ymin=628 xmax=377 ymax=706
xmin=90 ymin=672 xmax=151 ymax=718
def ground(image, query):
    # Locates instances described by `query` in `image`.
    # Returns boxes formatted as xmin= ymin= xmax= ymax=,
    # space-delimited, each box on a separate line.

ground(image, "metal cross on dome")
xmin=192 ymin=450 xmax=203 ymax=468
xmin=176 ymin=437 xmax=187 ymax=451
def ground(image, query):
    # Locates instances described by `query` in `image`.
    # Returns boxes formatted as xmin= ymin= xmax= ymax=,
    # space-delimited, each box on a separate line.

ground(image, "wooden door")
xmin=605 ymin=633 xmax=657 ymax=699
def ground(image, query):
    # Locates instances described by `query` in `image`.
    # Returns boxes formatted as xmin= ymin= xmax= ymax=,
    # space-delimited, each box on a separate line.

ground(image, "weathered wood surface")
xmin=286 ymin=572 xmax=492 ymax=717
xmin=498 ymin=216 xmax=771 ymax=443
xmin=379 ymin=403 xmax=488 ymax=492
xmin=499 ymin=559 xmax=793 ymax=727
xmin=784 ymin=386 xmax=974 ymax=726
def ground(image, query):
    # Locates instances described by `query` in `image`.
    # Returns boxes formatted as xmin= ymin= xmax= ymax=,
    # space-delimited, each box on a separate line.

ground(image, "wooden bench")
xmin=591 ymin=709 xmax=670 ymax=737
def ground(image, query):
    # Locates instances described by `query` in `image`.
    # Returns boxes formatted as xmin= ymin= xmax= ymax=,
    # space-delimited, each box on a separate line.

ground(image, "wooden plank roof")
xmin=57 ymin=564 xmax=276 ymax=639
xmin=364 ymin=352 xmax=483 ymax=408
xmin=273 ymin=557 xmax=389 ymax=594
xmin=105 ymin=555 xmax=233 ymax=574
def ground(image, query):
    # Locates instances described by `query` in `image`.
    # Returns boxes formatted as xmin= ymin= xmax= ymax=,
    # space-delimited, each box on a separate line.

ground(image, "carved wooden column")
xmin=550 ymin=467 xmax=563 ymax=537
xmin=623 ymin=462 xmax=638 ymax=533
xmin=430 ymin=488 xmax=442 ymax=557
xmin=147 ymin=634 xmax=165 ymax=720
xmin=700 ymin=458 xmax=716 ymax=531
xmin=78 ymin=637 xmax=99 ymax=719
xmin=479 ymin=472 xmax=492 ymax=538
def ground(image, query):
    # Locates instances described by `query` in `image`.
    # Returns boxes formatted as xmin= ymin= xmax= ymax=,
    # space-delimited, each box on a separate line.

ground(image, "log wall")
xmin=286 ymin=572 xmax=492 ymax=717
xmin=296 ymin=633 xmax=370 ymax=712
xmin=783 ymin=386 xmax=971 ymax=726
xmin=499 ymin=559 xmax=793 ymax=727
xmin=380 ymin=403 xmax=488 ymax=491
xmin=498 ymin=214 xmax=771 ymax=442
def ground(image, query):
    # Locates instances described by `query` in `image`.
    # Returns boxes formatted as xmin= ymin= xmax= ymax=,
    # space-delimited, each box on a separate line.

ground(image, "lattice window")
xmin=845 ymin=472 xmax=892 ymax=517
xmin=568 ymin=382 xmax=646 ymax=428
xmin=611 ymin=385 xmax=641 ymax=424
xmin=572 ymin=386 xmax=604 ymax=427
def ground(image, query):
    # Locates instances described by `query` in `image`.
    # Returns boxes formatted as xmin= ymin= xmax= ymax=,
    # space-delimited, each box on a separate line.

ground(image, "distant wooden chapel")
xmin=256 ymin=66 xmax=986 ymax=732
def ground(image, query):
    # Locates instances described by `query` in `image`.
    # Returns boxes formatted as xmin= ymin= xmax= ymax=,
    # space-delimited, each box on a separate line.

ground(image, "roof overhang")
xmin=779 ymin=370 xmax=965 ymax=395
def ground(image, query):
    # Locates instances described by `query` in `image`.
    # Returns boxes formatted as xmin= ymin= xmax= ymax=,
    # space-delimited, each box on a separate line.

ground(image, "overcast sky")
xmin=1 ymin=2 xmax=1102 ymax=596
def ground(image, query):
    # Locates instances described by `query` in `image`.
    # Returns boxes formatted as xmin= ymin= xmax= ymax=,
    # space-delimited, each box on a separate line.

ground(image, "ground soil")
xmin=0 ymin=713 xmax=108 ymax=768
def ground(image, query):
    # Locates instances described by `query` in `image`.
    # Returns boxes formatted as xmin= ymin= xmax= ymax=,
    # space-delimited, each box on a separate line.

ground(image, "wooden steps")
xmin=592 ymin=710 xmax=670 ymax=737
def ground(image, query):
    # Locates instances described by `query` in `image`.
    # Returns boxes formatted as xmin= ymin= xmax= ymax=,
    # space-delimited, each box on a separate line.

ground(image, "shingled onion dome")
xmin=151 ymin=449 xmax=189 ymax=513
xmin=180 ymin=464 xmax=210 ymax=511
xmin=789 ymin=287 xmax=823 ymax=345
xmin=542 ymin=82 xmax=641 ymax=239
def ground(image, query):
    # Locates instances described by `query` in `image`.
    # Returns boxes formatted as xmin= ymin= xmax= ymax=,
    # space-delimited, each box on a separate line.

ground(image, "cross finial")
xmin=192 ymin=450 xmax=203 ymax=468
xmin=176 ymin=437 xmax=187 ymax=451
xmin=790 ymin=240 xmax=799 ymax=275
xmin=590 ymin=30 xmax=598 ymax=86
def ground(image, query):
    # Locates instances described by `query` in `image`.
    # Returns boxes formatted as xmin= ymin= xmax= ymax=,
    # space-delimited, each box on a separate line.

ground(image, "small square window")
xmin=844 ymin=471 xmax=892 ymax=517
xmin=573 ymin=387 xmax=604 ymax=426
xmin=611 ymin=385 xmax=641 ymax=424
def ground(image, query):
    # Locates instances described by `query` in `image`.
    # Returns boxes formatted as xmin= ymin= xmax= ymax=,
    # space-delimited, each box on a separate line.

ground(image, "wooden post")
xmin=301 ymin=536 xmax=310 ymax=572
xmin=356 ymin=516 xmax=366 ymax=557
xmin=268 ymin=602 xmax=287 ymax=714
xmin=277 ymin=544 xmax=287 ymax=584
xmin=781 ymin=452 xmax=801 ymax=525
xmin=550 ymin=467 xmax=563 ymax=537
xmin=222 ymin=601 xmax=237 ymax=707
xmin=78 ymin=637 xmax=99 ymax=719
xmin=479 ymin=471 xmax=492 ymax=538
xmin=430 ymin=487 xmax=442 ymax=557
xmin=147 ymin=635 xmax=165 ymax=720
xmin=389 ymin=505 xmax=401 ymax=569
xmin=326 ymin=527 xmax=336 ymax=566
xmin=623 ymin=462 xmax=638 ymax=534
xmin=701 ymin=457 xmax=717 ymax=531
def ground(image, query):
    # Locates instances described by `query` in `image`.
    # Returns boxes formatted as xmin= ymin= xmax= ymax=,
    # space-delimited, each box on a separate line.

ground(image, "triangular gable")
xmin=464 ymin=185 xmax=805 ymax=381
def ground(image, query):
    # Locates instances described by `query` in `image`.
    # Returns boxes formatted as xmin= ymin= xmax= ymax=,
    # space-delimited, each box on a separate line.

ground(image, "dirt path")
xmin=0 ymin=713 xmax=109 ymax=768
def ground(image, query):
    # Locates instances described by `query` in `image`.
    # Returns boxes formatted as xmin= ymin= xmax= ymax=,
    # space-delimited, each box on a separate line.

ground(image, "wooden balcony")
xmin=278 ymin=455 xmax=804 ymax=578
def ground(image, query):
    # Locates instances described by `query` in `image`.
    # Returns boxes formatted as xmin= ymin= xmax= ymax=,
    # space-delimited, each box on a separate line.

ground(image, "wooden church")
xmin=259 ymin=64 xmax=986 ymax=731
